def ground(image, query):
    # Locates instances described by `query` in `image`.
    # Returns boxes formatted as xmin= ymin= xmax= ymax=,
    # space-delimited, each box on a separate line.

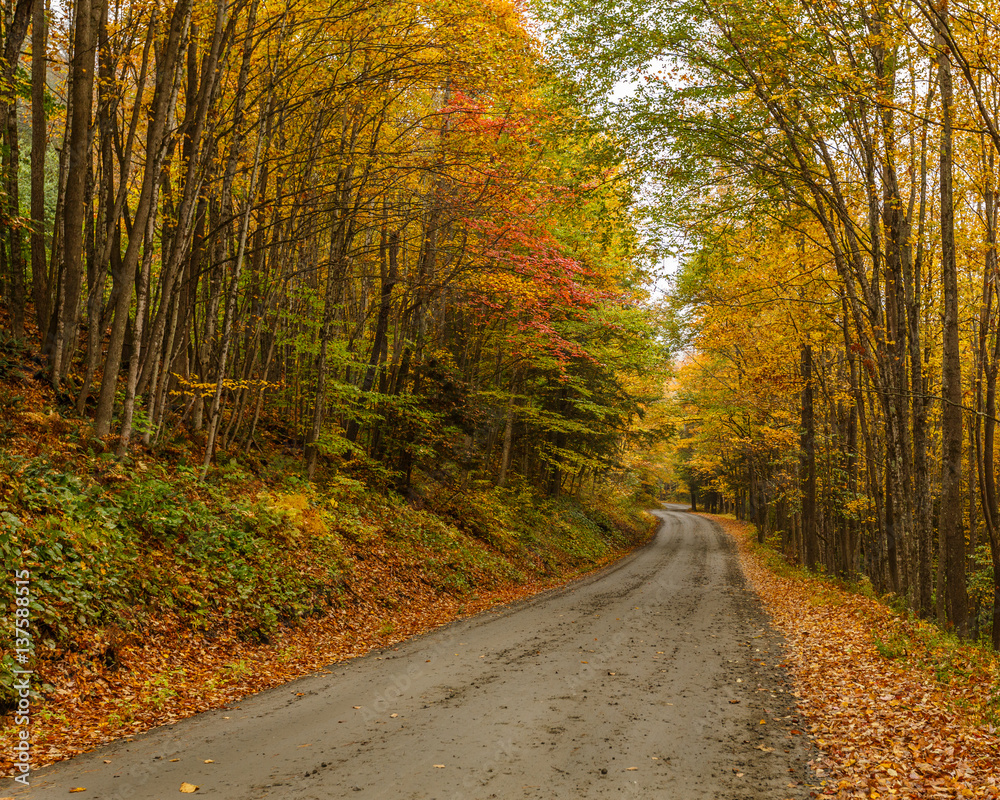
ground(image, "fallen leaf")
xmin=433 ymin=764 xmax=445 ymax=768
xmin=204 ymin=759 xmax=214 ymax=764
xmin=179 ymin=783 xmax=199 ymax=793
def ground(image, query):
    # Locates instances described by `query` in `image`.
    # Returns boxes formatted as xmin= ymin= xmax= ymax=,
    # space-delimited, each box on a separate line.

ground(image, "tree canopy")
xmin=539 ymin=0 xmax=1000 ymax=646
xmin=0 ymin=0 xmax=670 ymax=501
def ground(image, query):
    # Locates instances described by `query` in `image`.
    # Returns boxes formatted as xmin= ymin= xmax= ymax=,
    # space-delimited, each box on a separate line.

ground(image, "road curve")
xmin=7 ymin=508 xmax=814 ymax=799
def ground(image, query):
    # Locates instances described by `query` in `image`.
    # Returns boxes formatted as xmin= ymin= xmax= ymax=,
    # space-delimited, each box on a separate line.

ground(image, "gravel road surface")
xmin=6 ymin=507 xmax=814 ymax=799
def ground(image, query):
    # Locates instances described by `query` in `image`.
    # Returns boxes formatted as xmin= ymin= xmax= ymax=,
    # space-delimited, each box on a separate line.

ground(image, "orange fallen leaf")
xmin=433 ymin=764 xmax=445 ymax=768
xmin=179 ymin=783 xmax=199 ymax=793
xmin=203 ymin=759 xmax=214 ymax=764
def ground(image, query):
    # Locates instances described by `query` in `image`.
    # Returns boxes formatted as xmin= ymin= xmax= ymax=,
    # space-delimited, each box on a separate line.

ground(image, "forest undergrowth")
xmin=711 ymin=514 xmax=1000 ymax=799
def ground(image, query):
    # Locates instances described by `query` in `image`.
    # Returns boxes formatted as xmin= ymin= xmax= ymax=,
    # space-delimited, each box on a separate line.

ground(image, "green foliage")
xmin=873 ymin=631 xmax=908 ymax=660
xmin=968 ymin=544 xmax=996 ymax=643
xmin=0 ymin=453 xmax=349 ymax=650
xmin=413 ymin=478 xmax=656 ymax=582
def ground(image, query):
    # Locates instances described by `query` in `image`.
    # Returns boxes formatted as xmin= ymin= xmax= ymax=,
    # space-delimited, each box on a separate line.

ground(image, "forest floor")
xmin=709 ymin=514 xmax=1000 ymax=799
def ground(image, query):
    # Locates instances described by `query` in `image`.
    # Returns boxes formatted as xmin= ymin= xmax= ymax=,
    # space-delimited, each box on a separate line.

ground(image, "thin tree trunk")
xmin=800 ymin=343 xmax=818 ymax=569
xmin=935 ymin=0 xmax=969 ymax=637
xmin=306 ymin=282 xmax=336 ymax=479
xmin=30 ymin=0 xmax=48 ymax=333
xmin=497 ymin=395 xmax=515 ymax=488
xmin=346 ymin=227 xmax=398 ymax=447
xmin=201 ymin=108 xmax=269 ymax=477
xmin=93 ymin=0 xmax=190 ymax=437
xmin=980 ymin=162 xmax=1000 ymax=649
xmin=52 ymin=0 xmax=100 ymax=387
xmin=4 ymin=96 xmax=25 ymax=339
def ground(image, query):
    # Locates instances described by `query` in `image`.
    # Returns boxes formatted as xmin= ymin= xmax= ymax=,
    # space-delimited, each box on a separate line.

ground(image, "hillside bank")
xmin=0 ymin=384 xmax=656 ymax=776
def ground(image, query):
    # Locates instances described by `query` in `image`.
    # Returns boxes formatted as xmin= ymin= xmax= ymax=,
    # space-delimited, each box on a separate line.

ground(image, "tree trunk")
xmin=346 ymin=227 xmax=398 ymax=448
xmin=800 ymin=343 xmax=818 ymax=569
xmin=92 ymin=0 xmax=190 ymax=437
xmin=497 ymin=393 xmax=515 ymax=488
xmin=935 ymin=1 xmax=969 ymax=637
xmin=4 ymin=96 xmax=25 ymax=339
xmin=52 ymin=0 xmax=99 ymax=387
xmin=201 ymin=107 xmax=269 ymax=477
xmin=30 ymin=0 xmax=48 ymax=334
xmin=979 ymin=165 xmax=1000 ymax=649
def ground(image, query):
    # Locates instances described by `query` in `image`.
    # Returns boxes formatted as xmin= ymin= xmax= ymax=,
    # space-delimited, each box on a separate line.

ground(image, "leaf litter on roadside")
xmin=709 ymin=514 xmax=1000 ymax=799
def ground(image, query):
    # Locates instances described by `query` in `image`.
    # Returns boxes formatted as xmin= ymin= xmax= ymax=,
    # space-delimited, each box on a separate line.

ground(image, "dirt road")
xmin=6 ymin=508 xmax=814 ymax=799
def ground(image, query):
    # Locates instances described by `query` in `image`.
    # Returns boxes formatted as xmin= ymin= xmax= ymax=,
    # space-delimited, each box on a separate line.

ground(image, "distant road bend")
xmin=8 ymin=506 xmax=813 ymax=799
